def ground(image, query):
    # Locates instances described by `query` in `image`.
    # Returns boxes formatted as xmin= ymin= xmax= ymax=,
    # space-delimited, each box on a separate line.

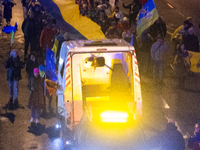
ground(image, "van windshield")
xmin=72 ymin=51 xmax=134 ymax=107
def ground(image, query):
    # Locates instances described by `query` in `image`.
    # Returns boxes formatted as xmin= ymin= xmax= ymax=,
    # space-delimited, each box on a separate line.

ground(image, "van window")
xmin=60 ymin=62 xmax=65 ymax=78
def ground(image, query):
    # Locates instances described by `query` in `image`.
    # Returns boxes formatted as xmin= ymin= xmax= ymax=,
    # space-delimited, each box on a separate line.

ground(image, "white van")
xmin=57 ymin=39 xmax=143 ymax=149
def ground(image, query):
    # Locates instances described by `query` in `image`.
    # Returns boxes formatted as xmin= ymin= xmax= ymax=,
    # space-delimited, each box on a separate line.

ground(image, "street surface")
xmin=0 ymin=0 xmax=199 ymax=149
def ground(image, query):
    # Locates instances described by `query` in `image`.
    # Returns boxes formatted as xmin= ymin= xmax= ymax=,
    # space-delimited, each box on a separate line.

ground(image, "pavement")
xmin=0 ymin=1 xmax=63 ymax=150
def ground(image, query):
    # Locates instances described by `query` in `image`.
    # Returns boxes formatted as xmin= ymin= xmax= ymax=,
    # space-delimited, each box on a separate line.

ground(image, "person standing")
xmin=21 ymin=0 xmax=30 ymax=19
xmin=2 ymin=0 xmax=15 ymax=26
xmin=40 ymin=20 xmax=57 ymax=59
xmin=174 ymin=44 xmax=190 ymax=88
xmin=28 ymin=68 xmax=44 ymax=124
xmin=149 ymin=17 xmax=167 ymax=41
xmin=147 ymin=119 xmax=185 ymax=150
xmin=22 ymin=12 xmax=38 ymax=59
xmin=183 ymin=27 xmax=199 ymax=52
xmin=5 ymin=49 xmax=25 ymax=109
xmin=188 ymin=123 xmax=200 ymax=150
xmin=150 ymin=36 xmax=168 ymax=84
xmin=26 ymin=52 xmax=39 ymax=82
xmin=123 ymin=0 xmax=142 ymax=25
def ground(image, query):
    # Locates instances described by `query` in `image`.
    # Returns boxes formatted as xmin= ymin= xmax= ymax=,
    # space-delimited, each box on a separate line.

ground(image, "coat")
xmin=188 ymin=133 xmax=200 ymax=150
xmin=40 ymin=27 xmax=57 ymax=50
xmin=183 ymin=34 xmax=199 ymax=52
xmin=26 ymin=59 xmax=39 ymax=80
xmin=5 ymin=56 xmax=25 ymax=81
xmin=28 ymin=76 xmax=45 ymax=109
xmin=148 ymin=123 xmax=185 ymax=150
xmin=151 ymin=41 xmax=168 ymax=61
xmin=2 ymin=1 xmax=14 ymax=19
xmin=174 ymin=51 xmax=190 ymax=77
xmin=22 ymin=17 xmax=38 ymax=38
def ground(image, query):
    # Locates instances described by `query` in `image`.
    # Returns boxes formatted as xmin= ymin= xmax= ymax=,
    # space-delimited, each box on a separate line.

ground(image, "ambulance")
xmin=56 ymin=39 xmax=144 ymax=149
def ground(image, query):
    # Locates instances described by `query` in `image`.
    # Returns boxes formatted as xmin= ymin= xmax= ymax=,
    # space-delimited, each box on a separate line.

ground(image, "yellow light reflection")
xmin=100 ymin=111 xmax=129 ymax=123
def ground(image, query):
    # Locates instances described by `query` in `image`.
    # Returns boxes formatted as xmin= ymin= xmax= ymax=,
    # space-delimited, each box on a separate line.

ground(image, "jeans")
xmin=8 ymin=80 xmax=19 ymax=100
xmin=46 ymin=89 xmax=52 ymax=109
xmin=31 ymin=106 xmax=41 ymax=119
xmin=153 ymin=60 xmax=164 ymax=81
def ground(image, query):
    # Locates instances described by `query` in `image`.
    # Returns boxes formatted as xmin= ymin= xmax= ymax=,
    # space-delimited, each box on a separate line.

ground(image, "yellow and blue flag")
xmin=137 ymin=0 xmax=159 ymax=36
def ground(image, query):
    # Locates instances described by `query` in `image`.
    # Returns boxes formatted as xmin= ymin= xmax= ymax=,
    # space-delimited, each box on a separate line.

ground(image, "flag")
xmin=2 ymin=22 xmax=17 ymax=46
xmin=130 ymin=37 xmax=133 ymax=46
xmin=52 ymin=38 xmax=59 ymax=54
xmin=45 ymin=79 xmax=57 ymax=96
xmin=45 ymin=49 xmax=57 ymax=95
xmin=11 ymin=30 xmax=14 ymax=46
xmin=39 ymin=65 xmax=45 ymax=78
xmin=136 ymin=0 xmax=159 ymax=36
xmin=2 ymin=22 xmax=17 ymax=34
xmin=46 ymin=49 xmax=57 ymax=82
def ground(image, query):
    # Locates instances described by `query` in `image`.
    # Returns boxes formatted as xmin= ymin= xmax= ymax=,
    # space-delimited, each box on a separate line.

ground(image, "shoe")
xmin=30 ymin=117 xmax=34 ymax=123
xmin=6 ymin=98 xmax=13 ymax=109
xmin=48 ymin=106 xmax=53 ymax=113
xmin=36 ymin=119 xmax=39 ymax=124
xmin=13 ymin=99 xmax=18 ymax=110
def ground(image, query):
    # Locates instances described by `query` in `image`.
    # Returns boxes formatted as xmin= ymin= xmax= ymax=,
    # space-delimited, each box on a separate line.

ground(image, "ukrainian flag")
xmin=137 ymin=0 xmax=159 ymax=36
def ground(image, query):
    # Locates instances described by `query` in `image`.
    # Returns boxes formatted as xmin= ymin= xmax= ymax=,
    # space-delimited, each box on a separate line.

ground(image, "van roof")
xmin=63 ymin=39 xmax=135 ymax=53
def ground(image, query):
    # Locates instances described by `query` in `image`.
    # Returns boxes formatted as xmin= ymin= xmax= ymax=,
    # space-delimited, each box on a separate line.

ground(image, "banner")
xmin=46 ymin=49 xmax=57 ymax=82
xmin=137 ymin=0 xmax=159 ymax=36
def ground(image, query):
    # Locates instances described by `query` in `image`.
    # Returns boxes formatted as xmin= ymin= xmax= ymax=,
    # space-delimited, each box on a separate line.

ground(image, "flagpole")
xmin=43 ymin=45 xmax=48 ymax=112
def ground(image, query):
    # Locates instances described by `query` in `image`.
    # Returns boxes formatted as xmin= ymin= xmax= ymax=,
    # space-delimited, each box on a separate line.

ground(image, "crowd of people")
xmin=3 ymin=0 xmax=64 ymax=126
xmin=2 ymin=0 xmax=200 ymax=148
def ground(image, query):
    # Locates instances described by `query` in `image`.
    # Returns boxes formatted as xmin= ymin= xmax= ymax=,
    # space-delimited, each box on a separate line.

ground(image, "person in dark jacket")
xmin=28 ymin=68 xmax=44 ymax=124
xmin=26 ymin=52 xmax=39 ymax=81
xmin=188 ymin=122 xmax=200 ymax=150
xmin=22 ymin=12 xmax=38 ymax=59
xmin=123 ymin=0 xmax=142 ymax=25
xmin=174 ymin=44 xmax=190 ymax=88
xmin=21 ymin=0 xmax=30 ymax=19
xmin=183 ymin=27 xmax=199 ymax=52
xmin=5 ymin=49 xmax=25 ymax=109
xmin=148 ymin=119 xmax=185 ymax=150
xmin=149 ymin=17 xmax=167 ymax=41
xmin=2 ymin=0 xmax=15 ymax=26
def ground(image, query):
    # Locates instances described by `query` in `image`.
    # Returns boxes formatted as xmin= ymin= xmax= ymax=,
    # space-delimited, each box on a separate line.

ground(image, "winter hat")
xmin=10 ymin=49 xmax=18 ymax=58
xmin=123 ymin=17 xmax=128 ymax=22
xmin=115 ymin=13 xmax=120 ymax=19
xmin=33 ymin=68 xmax=39 ymax=74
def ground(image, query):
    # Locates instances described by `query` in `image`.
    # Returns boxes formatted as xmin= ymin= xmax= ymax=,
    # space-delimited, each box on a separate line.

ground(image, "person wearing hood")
xmin=183 ymin=27 xmax=199 ymax=52
xmin=5 ymin=49 xmax=25 ymax=109
xmin=188 ymin=123 xmax=200 ymax=150
xmin=147 ymin=119 xmax=185 ymax=150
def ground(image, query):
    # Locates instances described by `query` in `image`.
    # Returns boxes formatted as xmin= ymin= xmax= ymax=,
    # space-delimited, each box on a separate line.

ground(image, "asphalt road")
xmin=0 ymin=0 xmax=200 ymax=150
